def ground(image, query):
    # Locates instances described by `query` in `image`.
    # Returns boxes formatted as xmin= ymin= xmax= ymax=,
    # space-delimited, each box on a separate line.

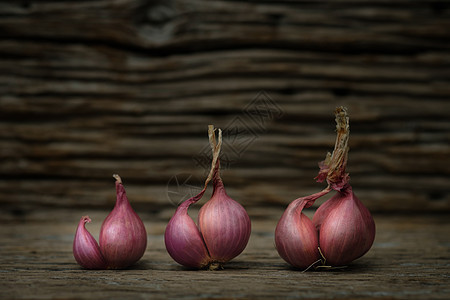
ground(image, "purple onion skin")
xmin=275 ymin=189 xmax=330 ymax=269
xmin=165 ymin=200 xmax=211 ymax=269
xmin=73 ymin=216 xmax=107 ymax=269
xmin=99 ymin=180 xmax=147 ymax=269
xmin=274 ymin=190 xmax=334 ymax=270
xmin=275 ymin=210 xmax=319 ymax=269
xmin=313 ymin=186 xmax=376 ymax=266
xmin=198 ymin=178 xmax=251 ymax=263
xmin=312 ymin=193 xmax=337 ymax=233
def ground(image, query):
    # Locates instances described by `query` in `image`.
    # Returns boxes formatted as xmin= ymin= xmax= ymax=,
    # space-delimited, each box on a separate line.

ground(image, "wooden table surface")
xmin=1 ymin=208 xmax=449 ymax=299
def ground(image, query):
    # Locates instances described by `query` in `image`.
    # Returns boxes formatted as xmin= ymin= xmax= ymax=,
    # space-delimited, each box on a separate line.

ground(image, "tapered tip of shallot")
xmin=113 ymin=174 xmax=122 ymax=184
xmin=81 ymin=216 xmax=91 ymax=224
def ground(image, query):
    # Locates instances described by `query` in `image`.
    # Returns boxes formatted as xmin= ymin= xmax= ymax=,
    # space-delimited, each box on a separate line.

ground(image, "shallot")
xmin=275 ymin=107 xmax=375 ymax=269
xmin=165 ymin=125 xmax=251 ymax=270
xmin=73 ymin=175 xmax=147 ymax=269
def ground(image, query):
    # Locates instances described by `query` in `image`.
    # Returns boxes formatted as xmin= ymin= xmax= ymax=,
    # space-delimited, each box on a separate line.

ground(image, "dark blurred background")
xmin=1 ymin=0 xmax=449 ymax=218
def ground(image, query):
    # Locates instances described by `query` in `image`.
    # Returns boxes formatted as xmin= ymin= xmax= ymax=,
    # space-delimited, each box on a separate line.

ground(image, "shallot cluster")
xmin=275 ymin=107 xmax=375 ymax=270
xmin=164 ymin=125 xmax=251 ymax=270
xmin=73 ymin=175 xmax=147 ymax=269
xmin=72 ymin=109 xmax=374 ymax=272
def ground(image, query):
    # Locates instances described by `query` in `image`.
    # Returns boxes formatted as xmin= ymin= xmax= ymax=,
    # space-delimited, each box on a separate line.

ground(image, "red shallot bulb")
xmin=275 ymin=107 xmax=376 ymax=270
xmin=73 ymin=175 xmax=147 ymax=269
xmin=165 ymin=191 xmax=211 ymax=268
xmin=165 ymin=125 xmax=251 ymax=270
xmin=312 ymin=107 xmax=375 ymax=267
xmin=99 ymin=174 xmax=147 ymax=269
xmin=275 ymin=189 xmax=330 ymax=269
xmin=198 ymin=175 xmax=251 ymax=265
xmin=313 ymin=186 xmax=375 ymax=266
xmin=73 ymin=216 xmax=107 ymax=269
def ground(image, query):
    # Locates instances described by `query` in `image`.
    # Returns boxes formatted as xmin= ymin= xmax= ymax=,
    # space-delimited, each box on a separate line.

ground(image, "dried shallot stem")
xmin=205 ymin=125 xmax=222 ymax=188
xmin=315 ymin=106 xmax=350 ymax=191
xmin=183 ymin=125 xmax=222 ymax=206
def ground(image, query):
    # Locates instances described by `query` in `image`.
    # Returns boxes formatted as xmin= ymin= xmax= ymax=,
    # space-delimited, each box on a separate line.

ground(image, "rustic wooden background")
xmin=1 ymin=0 xmax=449 ymax=214
xmin=0 ymin=1 xmax=449 ymax=299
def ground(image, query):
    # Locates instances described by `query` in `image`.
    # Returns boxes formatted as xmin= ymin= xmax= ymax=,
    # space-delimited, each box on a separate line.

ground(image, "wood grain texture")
xmin=1 ymin=0 xmax=449 ymax=212
xmin=0 ymin=210 xmax=449 ymax=299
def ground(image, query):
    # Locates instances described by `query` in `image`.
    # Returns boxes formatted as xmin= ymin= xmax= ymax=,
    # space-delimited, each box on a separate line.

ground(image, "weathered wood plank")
xmin=0 ymin=0 xmax=449 ymax=213
xmin=0 ymin=212 xmax=448 ymax=299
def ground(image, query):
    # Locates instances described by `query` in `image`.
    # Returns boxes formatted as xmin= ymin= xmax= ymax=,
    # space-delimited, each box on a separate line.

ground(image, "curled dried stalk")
xmin=182 ymin=125 xmax=222 ymax=206
xmin=315 ymin=106 xmax=350 ymax=191
xmin=204 ymin=125 xmax=222 ymax=188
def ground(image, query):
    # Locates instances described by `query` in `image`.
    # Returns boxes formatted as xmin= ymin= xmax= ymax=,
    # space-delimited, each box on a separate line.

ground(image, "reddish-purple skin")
xmin=165 ymin=174 xmax=251 ymax=269
xmin=164 ymin=200 xmax=211 ymax=268
xmin=275 ymin=210 xmax=319 ymax=269
xmin=313 ymin=186 xmax=376 ymax=266
xmin=99 ymin=181 xmax=147 ymax=269
xmin=312 ymin=193 xmax=337 ymax=233
xmin=198 ymin=178 xmax=251 ymax=263
xmin=73 ymin=216 xmax=107 ymax=269
xmin=275 ymin=189 xmax=330 ymax=269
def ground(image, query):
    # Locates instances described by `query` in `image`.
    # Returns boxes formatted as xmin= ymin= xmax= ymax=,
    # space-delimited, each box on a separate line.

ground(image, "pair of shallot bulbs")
xmin=73 ymin=108 xmax=375 ymax=271
xmin=275 ymin=107 xmax=375 ymax=270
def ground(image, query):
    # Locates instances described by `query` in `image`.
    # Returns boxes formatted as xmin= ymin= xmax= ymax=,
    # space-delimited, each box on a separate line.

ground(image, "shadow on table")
xmin=130 ymin=259 xmax=376 ymax=273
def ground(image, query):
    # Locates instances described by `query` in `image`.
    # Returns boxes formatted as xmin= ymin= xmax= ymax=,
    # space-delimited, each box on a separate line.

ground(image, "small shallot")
xmin=73 ymin=216 xmax=107 ymax=270
xmin=275 ymin=107 xmax=375 ymax=270
xmin=275 ymin=189 xmax=330 ymax=269
xmin=165 ymin=125 xmax=251 ymax=270
xmin=73 ymin=175 xmax=147 ymax=269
